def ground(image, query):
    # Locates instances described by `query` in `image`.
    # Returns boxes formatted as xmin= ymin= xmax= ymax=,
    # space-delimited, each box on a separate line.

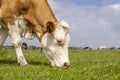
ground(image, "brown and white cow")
xmin=0 ymin=0 xmax=70 ymax=68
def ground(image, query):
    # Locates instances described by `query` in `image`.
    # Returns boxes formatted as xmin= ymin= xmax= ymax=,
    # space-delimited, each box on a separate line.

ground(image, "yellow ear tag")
xmin=39 ymin=33 xmax=43 ymax=42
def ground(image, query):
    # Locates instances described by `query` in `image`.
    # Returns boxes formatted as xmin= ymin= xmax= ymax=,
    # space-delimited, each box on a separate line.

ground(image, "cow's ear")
xmin=46 ymin=21 xmax=55 ymax=33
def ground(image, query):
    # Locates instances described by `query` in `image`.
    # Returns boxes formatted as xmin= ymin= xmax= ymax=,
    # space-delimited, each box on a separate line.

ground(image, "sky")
xmin=4 ymin=0 xmax=120 ymax=48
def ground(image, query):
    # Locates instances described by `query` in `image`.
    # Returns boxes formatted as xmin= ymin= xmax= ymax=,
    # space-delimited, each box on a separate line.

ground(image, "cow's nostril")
xmin=57 ymin=40 xmax=62 ymax=43
xmin=63 ymin=62 xmax=70 ymax=68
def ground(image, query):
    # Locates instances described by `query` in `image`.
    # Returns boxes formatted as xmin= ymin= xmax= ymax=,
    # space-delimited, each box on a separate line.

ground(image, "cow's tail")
xmin=0 ymin=26 xmax=8 ymax=47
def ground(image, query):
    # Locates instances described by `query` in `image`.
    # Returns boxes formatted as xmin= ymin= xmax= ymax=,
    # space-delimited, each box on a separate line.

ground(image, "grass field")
xmin=0 ymin=49 xmax=120 ymax=80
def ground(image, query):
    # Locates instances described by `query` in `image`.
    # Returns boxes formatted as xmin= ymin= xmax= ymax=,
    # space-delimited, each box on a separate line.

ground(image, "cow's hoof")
xmin=20 ymin=62 xmax=28 ymax=66
xmin=17 ymin=56 xmax=28 ymax=66
xmin=51 ymin=63 xmax=56 ymax=67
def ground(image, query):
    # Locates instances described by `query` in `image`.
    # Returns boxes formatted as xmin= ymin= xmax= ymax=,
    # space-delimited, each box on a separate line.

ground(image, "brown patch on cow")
xmin=18 ymin=0 xmax=34 ymax=15
xmin=1 ymin=0 xmax=19 ymax=25
xmin=0 ymin=0 xmax=58 ymax=34
xmin=46 ymin=21 xmax=55 ymax=33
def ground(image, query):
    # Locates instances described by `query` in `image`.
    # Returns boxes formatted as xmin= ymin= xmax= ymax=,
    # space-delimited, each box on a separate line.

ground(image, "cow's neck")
xmin=34 ymin=0 xmax=58 ymax=28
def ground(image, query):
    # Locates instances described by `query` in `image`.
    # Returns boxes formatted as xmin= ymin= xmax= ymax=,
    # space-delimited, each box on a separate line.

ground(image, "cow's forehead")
xmin=57 ymin=21 xmax=70 ymax=29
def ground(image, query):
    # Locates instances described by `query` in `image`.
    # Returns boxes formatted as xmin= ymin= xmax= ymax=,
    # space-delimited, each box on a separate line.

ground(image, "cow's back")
xmin=0 ymin=0 xmax=33 ymax=25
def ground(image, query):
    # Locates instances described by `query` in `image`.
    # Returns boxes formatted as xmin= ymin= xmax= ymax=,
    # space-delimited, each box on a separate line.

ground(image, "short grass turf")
xmin=0 ymin=49 xmax=120 ymax=80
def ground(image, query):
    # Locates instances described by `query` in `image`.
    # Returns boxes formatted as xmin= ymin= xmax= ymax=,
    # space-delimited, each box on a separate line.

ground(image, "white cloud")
xmin=109 ymin=4 xmax=120 ymax=11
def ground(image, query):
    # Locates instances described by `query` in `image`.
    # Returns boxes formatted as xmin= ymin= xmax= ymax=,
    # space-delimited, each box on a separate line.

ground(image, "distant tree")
xmin=109 ymin=47 xmax=116 ymax=50
xmin=22 ymin=42 xmax=28 ymax=49
xmin=117 ymin=47 xmax=120 ymax=50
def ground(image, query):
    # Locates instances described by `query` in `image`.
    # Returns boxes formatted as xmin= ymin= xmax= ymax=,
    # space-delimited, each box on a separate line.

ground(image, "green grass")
xmin=0 ymin=49 xmax=120 ymax=80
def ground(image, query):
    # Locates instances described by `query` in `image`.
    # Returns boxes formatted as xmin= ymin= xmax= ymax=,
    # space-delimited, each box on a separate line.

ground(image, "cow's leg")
xmin=0 ymin=26 xmax=8 ymax=47
xmin=8 ymin=20 xmax=28 ymax=66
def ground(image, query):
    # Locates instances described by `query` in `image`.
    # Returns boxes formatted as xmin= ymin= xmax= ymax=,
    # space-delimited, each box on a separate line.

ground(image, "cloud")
xmin=49 ymin=0 xmax=120 ymax=47
xmin=108 ymin=4 xmax=120 ymax=34
xmin=109 ymin=3 xmax=120 ymax=11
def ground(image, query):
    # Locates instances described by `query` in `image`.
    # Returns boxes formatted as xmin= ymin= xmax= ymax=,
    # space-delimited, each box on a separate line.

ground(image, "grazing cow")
xmin=22 ymin=42 xmax=28 ymax=49
xmin=84 ymin=47 xmax=92 ymax=50
xmin=98 ymin=46 xmax=108 ymax=50
xmin=0 ymin=0 xmax=70 ymax=68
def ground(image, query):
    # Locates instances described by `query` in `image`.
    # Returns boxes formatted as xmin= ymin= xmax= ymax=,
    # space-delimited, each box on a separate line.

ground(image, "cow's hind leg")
xmin=8 ymin=20 xmax=28 ymax=66
xmin=0 ymin=26 xmax=8 ymax=47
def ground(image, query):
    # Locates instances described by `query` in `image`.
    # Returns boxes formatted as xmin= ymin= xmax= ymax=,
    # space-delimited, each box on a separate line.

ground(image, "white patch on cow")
xmin=8 ymin=19 xmax=28 ymax=66
xmin=41 ymin=21 xmax=70 ymax=68
xmin=98 ymin=46 xmax=108 ymax=50
xmin=18 ymin=16 xmax=34 ymax=39
xmin=53 ymin=21 xmax=70 ymax=45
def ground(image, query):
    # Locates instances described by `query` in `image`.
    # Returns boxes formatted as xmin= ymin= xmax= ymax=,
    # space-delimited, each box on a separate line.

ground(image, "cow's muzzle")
xmin=63 ymin=62 xmax=70 ymax=69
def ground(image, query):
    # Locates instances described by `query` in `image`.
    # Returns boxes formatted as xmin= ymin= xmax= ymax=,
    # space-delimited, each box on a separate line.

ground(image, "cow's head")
xmin=41 ymin=21 xmax=70 ymax=68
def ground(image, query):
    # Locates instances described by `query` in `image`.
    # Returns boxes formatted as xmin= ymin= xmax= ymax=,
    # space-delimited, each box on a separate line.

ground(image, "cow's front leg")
xmin=8 ymin=20 xmax=28 ymax=66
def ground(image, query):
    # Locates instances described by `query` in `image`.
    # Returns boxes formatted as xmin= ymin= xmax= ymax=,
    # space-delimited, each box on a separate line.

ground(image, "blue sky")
xmin=4 ymin=0 xmax=120 ymax=48
xmin=71 ymin=0 xmax=120 ymax=5
xmin=71 ymin=0 xmax=102 ymax=6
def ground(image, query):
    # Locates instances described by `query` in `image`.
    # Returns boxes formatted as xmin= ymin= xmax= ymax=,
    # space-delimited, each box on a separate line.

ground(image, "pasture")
xmin=0 ymin=49 xmax=120 ymax=80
